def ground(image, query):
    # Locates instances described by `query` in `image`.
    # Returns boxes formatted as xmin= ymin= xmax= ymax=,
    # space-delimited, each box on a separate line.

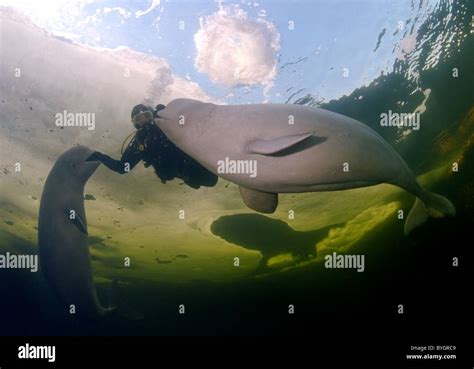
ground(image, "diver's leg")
xmin=181 ymin=159 xmax=218 ymax=189
xmin=200 ymin=170 xmax=218 ymax=187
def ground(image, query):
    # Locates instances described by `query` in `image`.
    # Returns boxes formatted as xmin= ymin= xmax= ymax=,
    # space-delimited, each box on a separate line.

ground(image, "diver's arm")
xmin=87 ymin=147 xmax=142 ymax=174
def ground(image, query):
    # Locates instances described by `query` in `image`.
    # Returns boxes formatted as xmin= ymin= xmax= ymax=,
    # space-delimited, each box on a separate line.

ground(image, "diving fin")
xmin=246 ymin=132 xmax=313 ymax=155
xmin=239 ymin=186 xmax=278 ymax=214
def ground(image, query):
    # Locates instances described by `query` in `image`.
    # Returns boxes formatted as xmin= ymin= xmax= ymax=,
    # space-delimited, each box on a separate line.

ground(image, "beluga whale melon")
xmin=156 ymin=98 xmax=455 ymax=235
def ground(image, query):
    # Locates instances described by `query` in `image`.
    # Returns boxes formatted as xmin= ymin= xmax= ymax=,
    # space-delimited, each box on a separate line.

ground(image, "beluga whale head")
xmin=49 ymin=145 xmax=101 ymax=186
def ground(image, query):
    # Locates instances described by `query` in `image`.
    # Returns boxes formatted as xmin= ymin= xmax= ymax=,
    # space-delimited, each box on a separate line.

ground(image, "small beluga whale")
xmin=157 ymin=98 xmax=455 ymax=235
xmin=38 ymin=145 xmax=117 ymax=319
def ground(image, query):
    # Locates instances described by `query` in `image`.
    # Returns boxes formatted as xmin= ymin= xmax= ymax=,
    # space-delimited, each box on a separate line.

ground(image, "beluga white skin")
xmin=157 ymin=98 xmax=455 ymax=235
xmin=38 ymin=145 xmax=117 ymax=318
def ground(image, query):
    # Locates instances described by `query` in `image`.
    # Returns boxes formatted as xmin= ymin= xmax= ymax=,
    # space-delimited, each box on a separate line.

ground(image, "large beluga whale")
xmin=38 ymin=145 xmax=117 ymax=319
xmin=156 ymin=98 xmax=455 ymax=235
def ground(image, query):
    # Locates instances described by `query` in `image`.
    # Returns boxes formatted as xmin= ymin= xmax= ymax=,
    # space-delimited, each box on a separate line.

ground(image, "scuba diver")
xmin=87 ymin=104 xmax=218 ymax=189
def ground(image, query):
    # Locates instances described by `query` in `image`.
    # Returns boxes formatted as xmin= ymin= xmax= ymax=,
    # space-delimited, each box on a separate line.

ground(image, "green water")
xmin=0 ymin=0 xmax=473 ymax=336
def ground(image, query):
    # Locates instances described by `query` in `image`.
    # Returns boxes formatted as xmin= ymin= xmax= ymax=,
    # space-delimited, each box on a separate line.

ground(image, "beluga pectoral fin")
xmin=246 ymin=132 xmax=314 ymax=155
xmin=239 ymin=186 xmax=278 ymax=213
xmin=65 ymin=209 xmax=88 ymax=235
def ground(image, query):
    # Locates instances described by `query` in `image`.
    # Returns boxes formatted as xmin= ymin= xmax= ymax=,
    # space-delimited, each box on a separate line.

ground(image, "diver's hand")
xmin=86 ymin=151 xmax=132 ymax=174
xmin=86 ymin=151 xmax=105 ymax=162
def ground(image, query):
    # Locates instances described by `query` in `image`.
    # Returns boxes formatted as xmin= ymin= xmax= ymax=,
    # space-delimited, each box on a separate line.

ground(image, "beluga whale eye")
xmin=71 ymin=162 xmax=77 ymax=169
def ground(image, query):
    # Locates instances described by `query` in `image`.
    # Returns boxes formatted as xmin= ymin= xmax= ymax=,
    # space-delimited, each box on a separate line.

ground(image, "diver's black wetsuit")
xmin=89 ymin=123 xmax=218 ymax=189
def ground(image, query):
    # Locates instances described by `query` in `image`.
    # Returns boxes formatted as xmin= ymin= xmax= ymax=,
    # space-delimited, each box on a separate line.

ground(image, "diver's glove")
xmin=86 ymin=151 xmax=105 ymax=162
xmin=86 ymin=151 xmax=127 ymax=174
xmin=154 ymin=104 xmax=166 ymax=117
